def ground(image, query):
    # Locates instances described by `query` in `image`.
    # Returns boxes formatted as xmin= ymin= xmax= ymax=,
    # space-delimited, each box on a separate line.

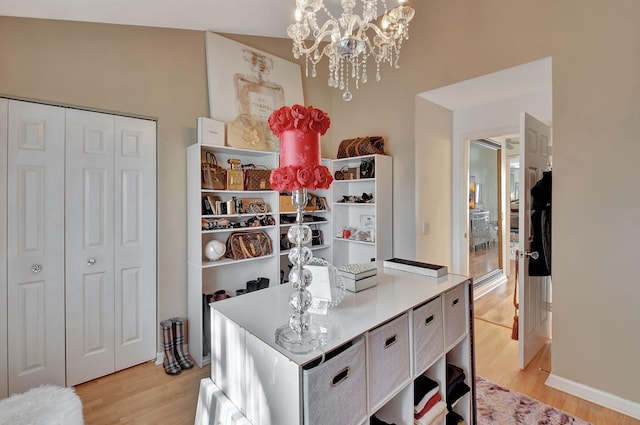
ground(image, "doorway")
xmin=416 ymin=57 xmax=553 ymax=372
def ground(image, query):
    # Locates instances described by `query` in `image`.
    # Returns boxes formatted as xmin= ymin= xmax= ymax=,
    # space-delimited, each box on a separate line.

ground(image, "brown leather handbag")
xmin=225 ymin=230 xmax=273 ymax=260
xmin=243 ymin=164 xmax=272 ymax=191
xmin=337 ymin=136 xmax=385 ymax=158
xmin=201 ymin=152 xmax=226 ymax=190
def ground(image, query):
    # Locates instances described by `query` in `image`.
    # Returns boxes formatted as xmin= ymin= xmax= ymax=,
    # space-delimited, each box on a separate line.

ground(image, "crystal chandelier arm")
xmin=294 ymin=27 xmax=341 ymax=57
xmin=361 ymin=22 xmax=392 ymax=42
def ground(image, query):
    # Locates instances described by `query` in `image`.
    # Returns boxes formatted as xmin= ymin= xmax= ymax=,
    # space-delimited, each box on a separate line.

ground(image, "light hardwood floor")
xmin=76 ymin=360 xmax=209 ymax=424
xmin=474 ymin=320 xmax=639 ymax=425
xmin=472 ymin=251 xmax=516 ymax=329
xmin=468 ymin=242 xmax=500 ymax=281
xmin=75 ymin=290 xmax=640 ymax=425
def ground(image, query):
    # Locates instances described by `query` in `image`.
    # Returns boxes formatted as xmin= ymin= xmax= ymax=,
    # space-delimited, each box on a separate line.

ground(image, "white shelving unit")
xmin=331 ymin=154 xmax=392 ymax=268
xmin=195 ymin=267 xmax=475 ymax=425
xmin=187 ymin=143 xmax=279 ymax=367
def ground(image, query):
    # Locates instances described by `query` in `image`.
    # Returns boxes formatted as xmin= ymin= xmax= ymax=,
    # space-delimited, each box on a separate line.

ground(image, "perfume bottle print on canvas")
xmin=227 ymin=49 xmax=285 ymax=151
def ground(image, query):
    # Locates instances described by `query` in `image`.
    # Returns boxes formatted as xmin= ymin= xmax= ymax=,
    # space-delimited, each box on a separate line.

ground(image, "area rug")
xmin=476 ymin=376 xmax=592 ymax=425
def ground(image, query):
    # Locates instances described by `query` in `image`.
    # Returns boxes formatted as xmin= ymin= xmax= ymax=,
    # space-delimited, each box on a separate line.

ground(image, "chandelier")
xmin=288 ymin=0 xmax=415 ymax=101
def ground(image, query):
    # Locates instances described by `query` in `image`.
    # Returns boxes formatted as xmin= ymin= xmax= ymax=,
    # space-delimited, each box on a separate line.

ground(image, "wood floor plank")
xmin=474 ymin=319 xmax=639 ymax=425
xmin=72 ymin=280 xmax=640 ymax=425
xmin=76 ymin=361 xmax=210 ymax=425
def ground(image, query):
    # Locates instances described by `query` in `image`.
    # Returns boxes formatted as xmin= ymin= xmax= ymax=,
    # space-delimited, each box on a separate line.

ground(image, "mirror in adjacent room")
xmin=508 ymin=154 xmax=520 ymax=262
xmin=468 ymin=140 xmax=502 ymax=284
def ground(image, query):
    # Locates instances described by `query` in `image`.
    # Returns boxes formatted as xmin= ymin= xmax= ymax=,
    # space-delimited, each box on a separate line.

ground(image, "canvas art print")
xmin=205 ymin=32 xmax=305 ymax=151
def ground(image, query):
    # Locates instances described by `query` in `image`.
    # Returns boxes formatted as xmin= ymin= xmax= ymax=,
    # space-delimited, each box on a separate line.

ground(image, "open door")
xmin=518 ymin=112 xmax=552 ymax=369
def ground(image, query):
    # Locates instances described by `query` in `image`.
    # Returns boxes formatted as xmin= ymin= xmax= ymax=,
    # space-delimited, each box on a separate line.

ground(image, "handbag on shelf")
xmin=243 ymin=164 xmax=272 ymax=191
xmin=337 ymin=136 xmax=385 ymax=158
xmin=225 ymin=230 xmax=273 ymax=260
xmin=311 ymin=225 xmax=323 ymax=246
xmin=201 ymin=152 xmax=226 ymax=190
xmin=280 ymin=233 xmax=291 ymax=251
xmin=360 ymin=158 xmax=375 ymax=179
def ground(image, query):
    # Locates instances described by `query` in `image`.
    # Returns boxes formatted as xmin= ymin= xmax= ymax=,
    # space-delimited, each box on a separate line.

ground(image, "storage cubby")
xmin=446 ymin=338 xmax=473 ymax=424
xmin=368 ymin=313 xmax=411 ymax=411
xmin=372 ymin=384 xmax=413 ymax=425
xmin=413 ymin=295 xmax=444 ymax=376
xmin=302 ymin=337 xmax=367 ymax=425
xmin=196 ymin=268 xmax=475 ymax=425
xmin=444 ymin=284 xmax=468 ymax=350
xmin=413 ymin=361 xmax=448 ymax=425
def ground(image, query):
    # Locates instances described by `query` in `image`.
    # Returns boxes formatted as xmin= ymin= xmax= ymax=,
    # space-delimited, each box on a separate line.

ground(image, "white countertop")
xmin=211 ymin=263 xmax=470 ymax=365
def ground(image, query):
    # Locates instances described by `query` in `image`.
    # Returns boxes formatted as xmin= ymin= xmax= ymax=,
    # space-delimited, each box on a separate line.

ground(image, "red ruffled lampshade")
xmin=268 ymin=105 xmax=333 ymax=192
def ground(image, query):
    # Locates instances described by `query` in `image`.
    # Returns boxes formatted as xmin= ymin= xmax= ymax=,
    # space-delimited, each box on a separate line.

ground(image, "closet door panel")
xmin=0 ymin=98 xmax=7 ymax=398
xmin=65 ymin=109 xmax=116 ymax=386
xmin=114 ymin=116 xmax=157 ymax=369
xmin=7 ymin=100 xmax=65 ymax=393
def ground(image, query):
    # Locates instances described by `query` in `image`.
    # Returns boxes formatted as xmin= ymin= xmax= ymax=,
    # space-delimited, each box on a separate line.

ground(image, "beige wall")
xmin=0 ymin=18 xmax=331 ymax=356
xmin=327 ymin=0 xmax=640 ymax=408
xmin=2 ymin=0 xmax=640 ymax=409
xmin=0 ymin=18 xmax=210 ymax=350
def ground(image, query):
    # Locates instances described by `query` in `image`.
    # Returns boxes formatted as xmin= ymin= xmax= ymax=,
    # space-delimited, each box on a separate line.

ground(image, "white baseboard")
xmin=473 ymin=274 xmax=507 ymax=299
xmin=546 ymin=373 xmax=640 ymax=420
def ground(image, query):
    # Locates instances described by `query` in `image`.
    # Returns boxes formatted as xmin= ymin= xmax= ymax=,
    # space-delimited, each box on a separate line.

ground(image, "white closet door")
xmin=0 ymin=98 xmax=8 ymax=398
xmin=113 ymin=116 xmax=157 ymax=370
xmin=7 ymin=100 xmax=66 ymax=393
xmin=65 ymin=109 xmax=116 ymax=386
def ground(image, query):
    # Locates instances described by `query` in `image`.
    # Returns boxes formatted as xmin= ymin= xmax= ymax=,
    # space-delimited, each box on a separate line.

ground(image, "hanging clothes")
xmin=529 ymin=170 xmax=552 ymax=276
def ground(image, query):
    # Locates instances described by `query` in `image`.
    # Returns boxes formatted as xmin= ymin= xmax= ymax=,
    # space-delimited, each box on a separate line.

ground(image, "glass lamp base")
xmin=275 ymin=323 xmax=327 ymax=354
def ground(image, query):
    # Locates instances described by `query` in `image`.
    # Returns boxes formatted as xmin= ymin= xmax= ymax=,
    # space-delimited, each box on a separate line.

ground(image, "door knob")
xmin=87 ymin=257 xmax=96 ymax=266
xmin=32 ymin=264 xmax=42 ymax=273
xmin=522 ymin=250 xmax=539 ymax=260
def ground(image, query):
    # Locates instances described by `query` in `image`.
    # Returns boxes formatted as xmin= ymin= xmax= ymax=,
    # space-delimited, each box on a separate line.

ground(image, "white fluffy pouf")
xmin=0 ymin=384 xmax=84 ymax=425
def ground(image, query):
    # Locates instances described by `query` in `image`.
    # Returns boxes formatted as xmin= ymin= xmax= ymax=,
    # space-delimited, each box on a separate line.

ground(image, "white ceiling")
xmin=0 ymin=0 xmax=325 ymax=38
xmin=419 ymin=57 xmax=552 ymax=111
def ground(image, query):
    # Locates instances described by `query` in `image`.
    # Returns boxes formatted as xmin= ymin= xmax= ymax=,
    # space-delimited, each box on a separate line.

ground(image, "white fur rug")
xmin=0 ymin=384 xmax=84 ymax=425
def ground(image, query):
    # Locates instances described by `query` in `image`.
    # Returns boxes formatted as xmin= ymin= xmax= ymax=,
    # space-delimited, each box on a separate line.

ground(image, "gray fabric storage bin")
xmin=303 ymin=337 xmax=366 ymax=425
xmin=413 ymin=296 xmax=444 ymax=375
xmin=368 ymin=313 xmax=410 ymax=409
xmin=444 ymin=285 xmax=467 ymax=349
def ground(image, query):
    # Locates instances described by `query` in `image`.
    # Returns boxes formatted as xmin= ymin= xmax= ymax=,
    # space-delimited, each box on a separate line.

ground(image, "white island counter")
xmin=195 ymin=265 xmax=475 ymax=425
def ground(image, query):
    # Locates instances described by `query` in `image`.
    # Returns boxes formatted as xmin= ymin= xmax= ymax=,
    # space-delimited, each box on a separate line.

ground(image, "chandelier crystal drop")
xmin=288 ymin=0 xmax=415 ymax=101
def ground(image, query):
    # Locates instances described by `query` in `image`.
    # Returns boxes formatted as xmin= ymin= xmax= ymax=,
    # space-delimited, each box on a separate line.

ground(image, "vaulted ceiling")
xmin=0 ymin=0 xmax=310 ymax=37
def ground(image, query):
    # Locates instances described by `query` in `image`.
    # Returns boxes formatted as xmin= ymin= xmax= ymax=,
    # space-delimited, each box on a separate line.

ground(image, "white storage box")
xmin=343 ymin=274 xmax=377 ymax=292
xmin=444 ymin=284 xmax=467 ymax=349
xmin=197 ymin=117 xmax=225 ymax=146
xmin=338 ymin=263 xmax=377 ymax=292
xmin=413 ymin=296 xmax=444 ymax=375
xmin=368 ymin=313 xmax=410 ymax=409
xmin=303 ymin=337 xmax=367 ymax=425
